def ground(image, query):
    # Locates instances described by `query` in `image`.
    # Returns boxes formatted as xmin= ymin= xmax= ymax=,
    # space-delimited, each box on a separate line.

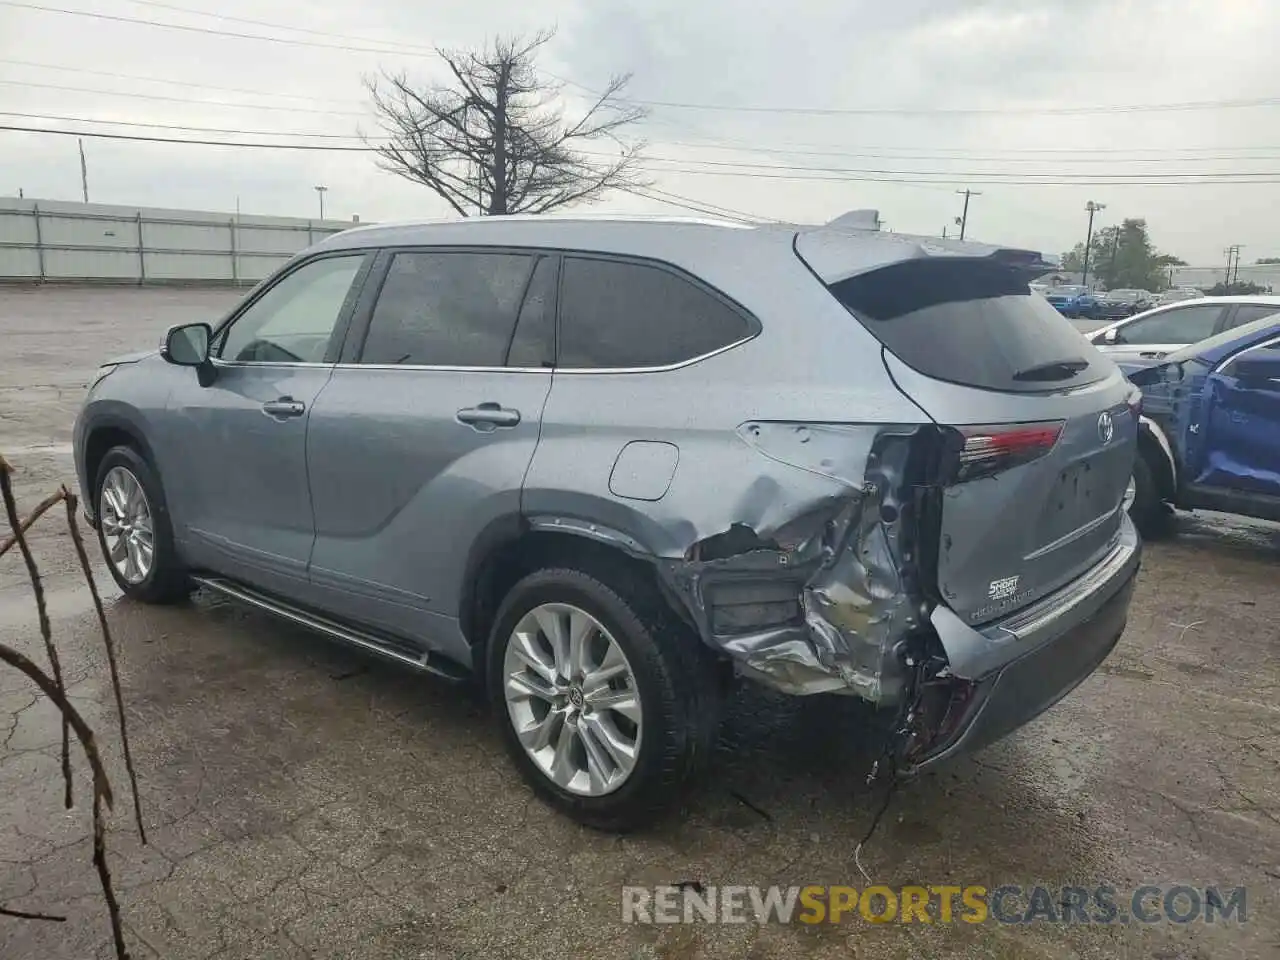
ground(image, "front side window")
xmin=359 ymin=251 xmax=535 ymax=367
xmin=218 ymin=255 xmax=366 ymax=363
xmin=558 ymin=257 xmax=753 ymax=369
xmin=1116 ymin=305 xmax=1223 ymax=345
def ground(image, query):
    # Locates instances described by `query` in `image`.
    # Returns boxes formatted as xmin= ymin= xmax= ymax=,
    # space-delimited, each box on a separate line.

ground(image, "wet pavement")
xmin=1 ymin=286 xmax=1278 ymax=959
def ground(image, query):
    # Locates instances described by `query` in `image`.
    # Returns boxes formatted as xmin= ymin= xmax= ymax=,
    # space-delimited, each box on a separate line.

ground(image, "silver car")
xmin=74 ymin=216 xmax=1141 ymax=829
xmin=1089 ymin=295 xmax=1280 ymax=365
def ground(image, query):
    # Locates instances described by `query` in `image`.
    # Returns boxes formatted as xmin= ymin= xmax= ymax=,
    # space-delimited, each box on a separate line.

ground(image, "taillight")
xmin=955 ymin=421 xmax=1064 ymax=482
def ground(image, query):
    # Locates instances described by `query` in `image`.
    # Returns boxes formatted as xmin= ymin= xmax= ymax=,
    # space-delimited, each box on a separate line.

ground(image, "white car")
xmin=1088 ymin=295 xmax=1280 ymax=364
xmin=1155 ymin=287 xmax=1204 ymax=305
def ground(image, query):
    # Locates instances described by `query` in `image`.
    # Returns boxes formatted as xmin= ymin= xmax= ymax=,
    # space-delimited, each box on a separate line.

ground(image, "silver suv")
xmin=74 ymin=215 xmax=1142 ymax=829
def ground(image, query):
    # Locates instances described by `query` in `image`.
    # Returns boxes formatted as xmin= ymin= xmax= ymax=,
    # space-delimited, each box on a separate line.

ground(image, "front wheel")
xmin=94 ymin=446 xmax=191 ymax=603
xmin=487 ymin=567 xmax=720 ymax=831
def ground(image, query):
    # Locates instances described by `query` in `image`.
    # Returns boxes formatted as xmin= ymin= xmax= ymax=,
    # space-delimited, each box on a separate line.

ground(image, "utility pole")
xmin=941 ymin=224 xmax=948 ymax=239
xmin=954 ymin=188 xmax=981 ymax=240
xmin=78 ymin=138 xmax=88 ymax=203
xmin=1225 ymin=244 xmax=1243 ymax=288
xmin=1080 ymin=200 xmax=1106 ymax=287
xmin=314 ymin=185 xmax=328 ymax=220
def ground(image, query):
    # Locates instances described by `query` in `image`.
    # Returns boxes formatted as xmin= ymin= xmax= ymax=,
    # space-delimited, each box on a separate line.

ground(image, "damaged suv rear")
xmin=75 ymin=213 xmax=1140 ymax=830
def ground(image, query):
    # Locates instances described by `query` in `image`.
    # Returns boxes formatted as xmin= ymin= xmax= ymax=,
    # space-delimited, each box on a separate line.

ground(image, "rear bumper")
xmin=909 ymin=518 xmax=1140 ymax=773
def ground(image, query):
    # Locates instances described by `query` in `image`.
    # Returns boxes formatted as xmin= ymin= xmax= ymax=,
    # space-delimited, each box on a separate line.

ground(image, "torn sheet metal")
xmin=656 ymin=423 xmax=939 ymax=704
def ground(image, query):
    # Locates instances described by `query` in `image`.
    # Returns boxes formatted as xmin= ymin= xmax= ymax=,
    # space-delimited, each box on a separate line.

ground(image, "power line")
xmin=15 ymin=57 xmax=1280 ymax=158
xmin=626 ymin=153 xmax=1280 ymax=179
xmin=121 ymin=0 xmax=443 ymax=55
xmin=0 ymin=123 xmax=375 ymax=150
xmin=0 ymin=111 xmax=373 ymax=139
xmin=0 ymin=57 xmax=367 ymax=106
xmin=618 ymin=93 xmax=1280 ymax=118
xmin=0 ymin=79 xmax=368 ymax=117
xmin=0 ymin=2 xmax=434 ymax=58
xmin=7 ymin=124 xmax=1280 ymax=186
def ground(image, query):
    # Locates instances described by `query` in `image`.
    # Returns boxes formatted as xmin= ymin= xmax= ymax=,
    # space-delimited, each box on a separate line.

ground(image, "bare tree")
xmin=364 ymin=30 xmax=648 ymax=216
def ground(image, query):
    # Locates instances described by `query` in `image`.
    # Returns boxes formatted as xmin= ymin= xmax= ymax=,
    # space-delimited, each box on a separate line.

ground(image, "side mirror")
xmin=161 ymin=323 xmax=211 ymax=366
xmin=1095 ymin=328 xmax=1120 ymax=345
xmin=1232 ymin=353 xmax=1280 ymax=383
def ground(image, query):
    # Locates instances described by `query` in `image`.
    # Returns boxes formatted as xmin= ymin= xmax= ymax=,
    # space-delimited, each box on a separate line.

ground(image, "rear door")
xmin=1100 ymin=302 xmax=1227 ymax=364
xmin=812 ymin=254 xmax=1137 ymax=626
xmin=303 ymin=248 xmax=556 ymax=656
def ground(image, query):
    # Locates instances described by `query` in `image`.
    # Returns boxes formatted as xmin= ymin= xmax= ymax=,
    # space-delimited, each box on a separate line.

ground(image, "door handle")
xmin=456 ymin=402 xmax=521 ymax=430
xmin=262 ymin=397 xmax=306 ymax=419
xmin=1139 ymin=350 xmax=1167 ymax=359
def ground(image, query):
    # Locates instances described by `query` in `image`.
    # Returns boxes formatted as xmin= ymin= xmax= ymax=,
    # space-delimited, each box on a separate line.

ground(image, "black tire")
xmin=486 ymin=566 xmax=720 ymax=831
xmin=1128 ymin=450 xmax=1174 ymax=539
xmin=94 ymin=445 xmax=191 ymax=603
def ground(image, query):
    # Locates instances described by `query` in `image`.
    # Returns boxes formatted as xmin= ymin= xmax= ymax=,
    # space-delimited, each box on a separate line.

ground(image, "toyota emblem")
xmin=1098 ymin=411 xmax=1114 ymax=444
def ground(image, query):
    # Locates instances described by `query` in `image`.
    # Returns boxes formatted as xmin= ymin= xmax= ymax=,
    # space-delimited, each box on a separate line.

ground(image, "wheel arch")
xmin=459 ymin=515 xmax=677 ymax=668
xmin=81 ymin=412 xmax=159 ymax=512
xmin=1137 ymin=415 xmax=1177 ymax=501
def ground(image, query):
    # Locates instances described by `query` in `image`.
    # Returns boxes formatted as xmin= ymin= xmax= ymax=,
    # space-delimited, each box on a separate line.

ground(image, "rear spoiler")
xmin=794 ymin=220 xmax=1057 ymax=284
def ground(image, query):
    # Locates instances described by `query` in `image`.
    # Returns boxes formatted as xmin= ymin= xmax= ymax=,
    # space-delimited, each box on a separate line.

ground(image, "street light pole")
xmin=314 ymin=185 xmax=328 ymax=221
xmin=1080 ymin=201 xmax=1106 ymax=287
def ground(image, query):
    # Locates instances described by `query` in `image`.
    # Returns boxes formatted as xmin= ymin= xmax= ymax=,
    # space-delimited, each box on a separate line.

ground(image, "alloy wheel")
xmin=99 ymin=466 xmax=154 ymax=584
xmin=502 ymin=602 xmax=643 ymax=796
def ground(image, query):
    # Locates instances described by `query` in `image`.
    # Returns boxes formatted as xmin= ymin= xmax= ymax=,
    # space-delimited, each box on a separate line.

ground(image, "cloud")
xmin=2 ymin=0 xmax=1279 ymax=262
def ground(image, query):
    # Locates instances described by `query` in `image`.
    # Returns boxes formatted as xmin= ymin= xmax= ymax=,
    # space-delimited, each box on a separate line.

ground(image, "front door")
xmin=304 ymin=249 xmax=556 ymax=660
xmin=1195 ymin=335 xmax=1280 ymax=497
xmin=166 ymin=251 xmax=373 ymax=598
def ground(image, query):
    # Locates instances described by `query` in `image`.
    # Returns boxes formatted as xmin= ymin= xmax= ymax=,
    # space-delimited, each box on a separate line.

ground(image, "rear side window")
xmin=1225 ymin=304 xmax=1280 ymax=330
xmin=825 ymin=258 xmax=1108 ymax=392
xmin=360 ymin=251 xmax=535 ymax=366
xmin=558 ymin=257 xmax=753 ymax=369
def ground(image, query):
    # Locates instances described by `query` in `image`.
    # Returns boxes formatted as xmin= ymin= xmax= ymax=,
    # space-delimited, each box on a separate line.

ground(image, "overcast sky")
xmin=2 ymin=0 xmax=1279 ymax=264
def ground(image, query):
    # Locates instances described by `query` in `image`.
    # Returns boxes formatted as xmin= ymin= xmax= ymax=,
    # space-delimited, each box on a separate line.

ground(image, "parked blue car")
xmin=1043 ymin=285 xmax=1101 ymax=320
xmin=1124 ymin=313 xmax=1280 ymax=534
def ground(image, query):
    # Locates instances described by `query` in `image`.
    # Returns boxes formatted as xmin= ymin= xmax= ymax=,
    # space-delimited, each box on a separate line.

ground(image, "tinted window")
xmin=506 ymin=256 xmax=556 ymax=367
xmin=361 ymin=252 xmax=534 ymax=366
xmin=1225 ymin=304 xmax=1280 ymax=329
xmin=558 ymin=257 xmax=752 ymax=369
xmin=1116 ymin=304 xmax=1222 ymax=345
xmin=826 ymin=258 xmax=1106 ymax=392
xmin=218 ymin=255 xmax=365 ymax=363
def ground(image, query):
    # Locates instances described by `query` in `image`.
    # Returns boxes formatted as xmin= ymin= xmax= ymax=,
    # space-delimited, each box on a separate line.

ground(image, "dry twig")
xmin=62 ymin=488 xmax=146 ymax=843
xmin=0 ymin=457 xmax=71 ymax=807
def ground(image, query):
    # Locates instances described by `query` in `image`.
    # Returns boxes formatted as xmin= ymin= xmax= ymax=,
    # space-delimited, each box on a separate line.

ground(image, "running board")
xmin=191 ymin=575 xmax=471 ymax=683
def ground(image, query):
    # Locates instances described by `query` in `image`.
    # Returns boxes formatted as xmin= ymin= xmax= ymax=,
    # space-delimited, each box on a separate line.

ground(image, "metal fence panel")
xmin=0 ymin=197 xmax=353 ymax=283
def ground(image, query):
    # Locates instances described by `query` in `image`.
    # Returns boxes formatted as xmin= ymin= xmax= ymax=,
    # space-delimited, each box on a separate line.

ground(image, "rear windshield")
xmin=825 ymin=257 xmax=1109 ymax=393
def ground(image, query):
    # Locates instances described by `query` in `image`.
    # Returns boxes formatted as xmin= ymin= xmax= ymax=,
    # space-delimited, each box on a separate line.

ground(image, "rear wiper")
xmin=1012 ymin=357 xmax=1090 ymax=381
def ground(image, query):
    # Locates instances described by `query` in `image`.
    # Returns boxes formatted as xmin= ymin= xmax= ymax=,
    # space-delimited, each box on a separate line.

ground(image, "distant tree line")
xmin=1061 ymin=218 xmax=1185 ymax=291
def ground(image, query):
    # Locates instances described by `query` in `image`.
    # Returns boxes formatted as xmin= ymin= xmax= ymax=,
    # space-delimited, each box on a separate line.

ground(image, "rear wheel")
xmin=487 ymin=567 xmax=720 ymax=831
xmin=94 ymin=446 xmax=191 ymax=603
xmin=1127 ymin=450 xmax=1173 ymax=539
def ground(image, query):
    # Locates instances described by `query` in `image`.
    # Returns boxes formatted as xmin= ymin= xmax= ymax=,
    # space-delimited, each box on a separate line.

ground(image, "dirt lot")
xmin=1 ymin=285 xmax=1278 ymax=959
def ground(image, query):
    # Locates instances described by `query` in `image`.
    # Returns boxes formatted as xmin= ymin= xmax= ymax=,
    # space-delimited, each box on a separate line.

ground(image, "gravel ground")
xmin=1 ymin=285 xmax=1278 ymax=959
